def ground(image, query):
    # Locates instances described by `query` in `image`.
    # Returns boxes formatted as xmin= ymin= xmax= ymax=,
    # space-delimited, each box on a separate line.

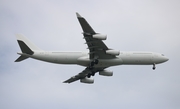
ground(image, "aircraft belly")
xmin=55 ymin=52 xmax=84 ymax=64
xmin=96 ymin=58 xmax=123 ymax=67
xmin=120 ymin=54 xmax=153 ymax=65
xmin=77 ymin=57 xmax=123 ymax=67
xmin=31 ymin=52 xmax=84 ymax=64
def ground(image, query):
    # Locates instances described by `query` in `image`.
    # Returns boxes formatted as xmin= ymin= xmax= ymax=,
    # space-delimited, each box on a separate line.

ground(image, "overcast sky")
xmin=0 ymin=0 xmax=180 ymax=109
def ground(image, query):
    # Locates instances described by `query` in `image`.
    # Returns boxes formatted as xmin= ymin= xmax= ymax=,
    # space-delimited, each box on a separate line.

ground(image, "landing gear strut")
xmin=87 ymin=59 xmax=99 ymax=78
xmin=87 ymin=73 xmax=91 ymax=78
xmin=93 ymin=59 xmax=99 ymax=64
xmin=153 ymin=63 xmax=156 ymax=70
xmin=89 ymin=59 xmax=99 ymax=68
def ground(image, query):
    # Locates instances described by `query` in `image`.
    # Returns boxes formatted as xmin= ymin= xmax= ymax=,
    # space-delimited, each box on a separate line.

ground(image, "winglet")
xmin=76 ymin=12 xmax=82 ymax=18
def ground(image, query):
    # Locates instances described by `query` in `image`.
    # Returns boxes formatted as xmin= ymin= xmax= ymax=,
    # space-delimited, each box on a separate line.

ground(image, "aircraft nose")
xmin=154 ymin=55 xmax=169 ymax=64
xmin=164 ymin=56 xmax=169 ymax=62
xmin=161 ymin=56 xmax=169 ymax=63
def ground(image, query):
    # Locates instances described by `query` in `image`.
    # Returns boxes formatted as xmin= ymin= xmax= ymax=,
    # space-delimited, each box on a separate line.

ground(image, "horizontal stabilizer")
xmin=15 ymin=55 xmax=29 ymax=62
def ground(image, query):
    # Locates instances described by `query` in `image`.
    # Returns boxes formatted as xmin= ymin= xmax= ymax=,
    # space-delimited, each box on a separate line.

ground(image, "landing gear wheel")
xmin=87 ymin=74 xmax=91 ymax=78
xmin=91 ymin=72 xmax=95 ymax=76
xmin=152 ymin=63 xmax=156 ymax=70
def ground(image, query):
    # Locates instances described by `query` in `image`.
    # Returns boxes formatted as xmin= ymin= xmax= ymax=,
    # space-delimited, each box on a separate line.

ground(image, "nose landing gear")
xmin=153 ymin=63 xmax=156 ymax=70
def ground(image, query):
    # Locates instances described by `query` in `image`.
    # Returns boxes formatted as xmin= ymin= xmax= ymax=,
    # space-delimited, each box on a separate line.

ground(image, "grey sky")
xmin=0 ymin=0 xmax=180 ymax=109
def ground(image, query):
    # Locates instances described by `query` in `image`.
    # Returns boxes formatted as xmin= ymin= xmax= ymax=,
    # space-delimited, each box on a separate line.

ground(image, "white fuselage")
xmin=21 ymin=51 xmax=168 ymax=68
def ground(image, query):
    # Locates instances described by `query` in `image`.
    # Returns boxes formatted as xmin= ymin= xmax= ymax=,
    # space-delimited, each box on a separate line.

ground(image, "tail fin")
xmin=15 ymin=34 xmax=42 ymax=62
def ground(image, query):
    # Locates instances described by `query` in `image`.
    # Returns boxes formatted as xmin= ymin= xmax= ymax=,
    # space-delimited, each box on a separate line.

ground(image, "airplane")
xmin=15 ymin=12 xmax=169 ymax=84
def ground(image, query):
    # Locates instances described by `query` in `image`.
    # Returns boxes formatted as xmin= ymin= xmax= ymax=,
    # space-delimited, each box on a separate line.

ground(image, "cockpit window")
xmin=161 ymin=54 xmax=164 ymax=56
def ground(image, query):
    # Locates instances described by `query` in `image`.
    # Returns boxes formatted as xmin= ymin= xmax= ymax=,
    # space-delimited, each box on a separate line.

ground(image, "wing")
xmin=76 ymin=13 xmax=115 ymax=59
xmin=63 ymin=67 xmax=105 ymax=83
xmin=64 ymin=13 xmax=116 ymax=84
xmin=63 ymin=68 xmax=90 ymax=83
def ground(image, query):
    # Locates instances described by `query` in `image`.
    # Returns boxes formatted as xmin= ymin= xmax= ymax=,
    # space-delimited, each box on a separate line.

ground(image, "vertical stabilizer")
xmin=15 ymin=34 xmax=42 ymax=62
xmin=16 ymin=34 xmax=41 ymax=52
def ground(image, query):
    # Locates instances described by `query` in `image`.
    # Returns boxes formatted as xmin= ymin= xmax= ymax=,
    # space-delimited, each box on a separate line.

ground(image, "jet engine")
xmin=92 ymin=34 xmax=107 ymax=40
xmin=80 ymin=77 xmax=94 ymax=84
xmin=99 ymin=70 xmax=113 ymax=76
xmin=106 ymin=50 xmax=120 ymax=55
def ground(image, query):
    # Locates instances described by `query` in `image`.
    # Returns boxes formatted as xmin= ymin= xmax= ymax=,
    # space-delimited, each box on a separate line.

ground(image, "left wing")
xmin=63 ymin=68 xmax=90 ymax=83
xmin=63 ymin=67 xmax=105 ymax=84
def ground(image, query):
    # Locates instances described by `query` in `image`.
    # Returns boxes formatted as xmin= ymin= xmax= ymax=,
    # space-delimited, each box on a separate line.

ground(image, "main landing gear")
xmin=87 ymin=59 xmax=99 ymax=78
xmin=90 ymin=59 xmax=99 ymax=67
xmin=152 ymin=63 xmax=156 ymax=70
xmin=87 ymin=71 xmax=95 ymax=78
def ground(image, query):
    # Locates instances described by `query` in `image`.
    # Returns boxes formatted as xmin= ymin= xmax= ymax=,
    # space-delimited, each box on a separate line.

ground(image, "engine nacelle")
xmin=80 ymin=77 xmax=94 ymax=84
xmin=106 ymin=50 xmax=120 ymax=55
xmin=92 ymin=34 xmax=107 ymax=40
xmin=99 ymin=70 xmax=113 ymax=76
